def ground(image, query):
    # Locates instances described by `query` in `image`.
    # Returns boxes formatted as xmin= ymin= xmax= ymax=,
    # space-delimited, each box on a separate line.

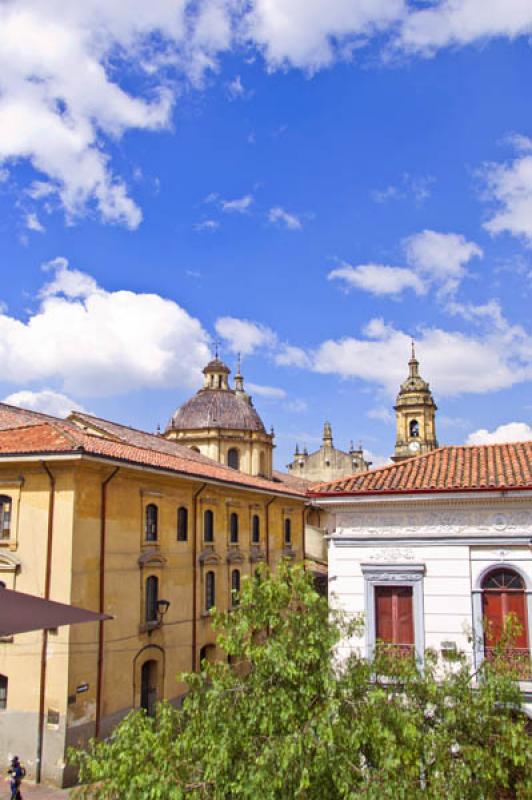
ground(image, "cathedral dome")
xmin=166 ymin=389 xmax=267 ymax=433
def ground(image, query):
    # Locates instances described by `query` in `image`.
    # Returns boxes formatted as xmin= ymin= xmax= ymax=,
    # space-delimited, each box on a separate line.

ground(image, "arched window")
xmin=145 ymin=504 xmax=158 ymax=542
xmin=252 ymin=514 xmax=260 ymax=544
xmin=231 ymin=569 xmax=241 ymax=606
xmin=0 ymin=496 xmax=12 ymax=540
xmin=145 ymin=576 xmax=159 ymax=623
xmin=199 ymin=644 xmax=216 ymax=666
xmin=0 ymin=675 xmax=7 ymax=710
xmin=140 ymin=660 xmax=157 ymax=716
xmin=409 ymin=419 xmax=420 ymax=438
xmin=177 ymin=506 xmax=188 ymax=541
xmin=482 ymin=568 xmax=529 ymax=677
xmin=259 ymin=451 xmax=266 ymax=476
xmin=190 ymin=446 xmax=200 ymax=453
xmin=204 ymin=509 xmax=214 ymax=543
xmin=227 ymin=448 xmax=239 ymax=470
xmin=205 ymin=571 xmax=216 ymax=611
xmin=230 ymin=512 xmax=239 ymax=544
xmin=284 ymin=518 xmax=292 ymax=546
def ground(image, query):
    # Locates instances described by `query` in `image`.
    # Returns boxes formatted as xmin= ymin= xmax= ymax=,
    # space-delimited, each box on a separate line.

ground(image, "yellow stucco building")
xmin=0 ymin=400 xmax=306 ymax=787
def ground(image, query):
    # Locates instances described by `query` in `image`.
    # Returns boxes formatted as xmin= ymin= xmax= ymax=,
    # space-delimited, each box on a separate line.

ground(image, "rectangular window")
xmin=0 ymin=675 xmax=7 ymax=710
xmin=375 ymin=586 xmax=414 ymax=656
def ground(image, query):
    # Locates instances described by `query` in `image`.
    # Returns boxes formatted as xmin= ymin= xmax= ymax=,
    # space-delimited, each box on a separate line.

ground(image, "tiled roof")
xmin=309 ymin=442 xmax=532 ymax=496
xmin=272 ymin=470 xmax=313 ymax=492
xmin=0 ymin=402 xmax=61 ymax=430
xmin=0 ymin=417 xmax=305 ymax=498
xmin=68 ymin=411 xmax=218 ymax=466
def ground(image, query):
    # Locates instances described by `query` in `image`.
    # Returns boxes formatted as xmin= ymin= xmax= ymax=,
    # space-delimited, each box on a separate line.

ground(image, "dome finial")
xmin=234 ymin=352 xmax=247 ymax=398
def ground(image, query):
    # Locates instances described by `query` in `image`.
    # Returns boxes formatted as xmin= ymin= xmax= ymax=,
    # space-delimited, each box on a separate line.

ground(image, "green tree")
xmin=71 ymin=565 xmax=532 ymax=799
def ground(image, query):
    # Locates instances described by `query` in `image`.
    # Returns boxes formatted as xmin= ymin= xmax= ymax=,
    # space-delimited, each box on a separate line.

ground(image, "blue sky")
xmin=0 ymin=1 xmax=531 ymax=468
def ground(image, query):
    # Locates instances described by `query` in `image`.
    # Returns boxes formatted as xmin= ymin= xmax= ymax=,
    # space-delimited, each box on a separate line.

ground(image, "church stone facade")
xmin=287 ymin=422 xmax=370 ymax=484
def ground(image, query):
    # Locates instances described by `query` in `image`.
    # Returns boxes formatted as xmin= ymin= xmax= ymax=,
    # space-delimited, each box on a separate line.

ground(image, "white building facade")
xmin=311 ymin=443 xmax=532 ymax=715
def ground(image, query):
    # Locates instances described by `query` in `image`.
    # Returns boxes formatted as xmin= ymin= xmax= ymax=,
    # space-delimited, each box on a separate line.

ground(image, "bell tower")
xmin=392 ymin=343 xmax=438 ymax=462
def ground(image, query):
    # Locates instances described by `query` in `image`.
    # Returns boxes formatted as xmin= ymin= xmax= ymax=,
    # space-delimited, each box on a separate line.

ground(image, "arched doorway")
xmin=140 ymin=660 xmax=158 ymax=716
xmin=482 ymin=567 xmax=530 ymax=678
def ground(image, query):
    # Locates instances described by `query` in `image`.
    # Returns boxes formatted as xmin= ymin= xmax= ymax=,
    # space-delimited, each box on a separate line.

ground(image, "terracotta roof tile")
xmin=309 ymin=442 xmax=532 ymax=496
xmin=0 ymin=418 xmax=305 ymax=498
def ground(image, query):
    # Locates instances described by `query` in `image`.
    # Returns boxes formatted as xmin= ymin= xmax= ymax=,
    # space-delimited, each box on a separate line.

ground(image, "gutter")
xmin=35 ymin=462 xmax=55 ymax=784
xmin=94 ymin=467 xmax=120 ymax=738
xmin=265 ymin=497 xmax=275 ymax=566
xmin=191 ymin=483 xmax=207 ymax=672
xmin=310 ymin=485 xmax=532 ymax=500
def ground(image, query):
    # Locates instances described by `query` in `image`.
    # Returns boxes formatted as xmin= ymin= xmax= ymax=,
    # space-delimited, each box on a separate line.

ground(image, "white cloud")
xmin=0 ymin=257 xmax=210 ymax=396
xmin=371 ymin=173 xmax=434 ymax=205
xmin=399 ymin=0 xmax=532 ymax=54
xmin=466 ymin=422 xmax=532 ymax=445
xmin=246 ymin=0 xmax=405 ymax=70
xmin=215 ymin=316 xmax=277 ymax=356
xmin=482 ymin=152 xmax=532 ymax=245
xmin=226 ymin=75 xmax=249 ymax=100
xmin=328 ymin=263 xmax=426 ymax=296
xmin=284 ymin=398 xmax=308 ymax=413
xmin=505 ymin=133 xmax=532 ymax=153
xmin=39 ymin=257 xmax=100 ymax=299
xmin=274 ymin=344 xmax=312 ymax=369
xmin=403 ymin=229 xmax=483 ymax=294
xmin=194 ymin=219 xmax=220 ymax=232
xmin=247 ymin=382 xmax=287 ymax=399
xmin=221 ymin=194 xmax=254 ymax=214
xmin=0 ymin=1 xmax=238 ymax=228
xmin=268 ymin=206 xmax=303 ymax=230
xmin=3 ymin=2 xmax=532 ymax=232
xmin=283 ymin=315 xmax=532 ymax=397
xmin=25 ymin=212 xmax=45 ymax=233
xmin=367 ymin=406 xmax=393 ymax=423
xmin=2 ymin=388 xmax=85 ymax=418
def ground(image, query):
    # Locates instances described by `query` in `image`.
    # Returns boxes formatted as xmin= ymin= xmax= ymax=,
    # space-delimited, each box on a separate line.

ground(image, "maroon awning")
xmin=0 ymin=587 xmax=112 ymax=636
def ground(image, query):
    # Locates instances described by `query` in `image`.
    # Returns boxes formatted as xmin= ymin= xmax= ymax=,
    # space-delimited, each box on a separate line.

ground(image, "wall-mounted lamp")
xmin=156 ymin=599 xmax=170 ymax=626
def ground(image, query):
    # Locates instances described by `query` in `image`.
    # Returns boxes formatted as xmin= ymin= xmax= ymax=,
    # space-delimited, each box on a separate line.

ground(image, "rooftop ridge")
xmin=70 ymin=410 xmax=163 ymax=440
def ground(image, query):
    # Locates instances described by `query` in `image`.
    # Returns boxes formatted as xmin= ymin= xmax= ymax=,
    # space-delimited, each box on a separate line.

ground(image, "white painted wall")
xmin=321 ymin=492 xmax=532 ymax=714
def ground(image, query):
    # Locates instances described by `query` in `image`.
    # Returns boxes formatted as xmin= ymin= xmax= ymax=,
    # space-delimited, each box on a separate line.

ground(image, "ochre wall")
xmin=0 ymin=457 xmax=305 ymax=787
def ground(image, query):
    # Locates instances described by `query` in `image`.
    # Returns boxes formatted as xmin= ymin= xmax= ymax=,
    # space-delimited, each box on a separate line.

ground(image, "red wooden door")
xmin=375 ymin=586 xmax=414 ymax=653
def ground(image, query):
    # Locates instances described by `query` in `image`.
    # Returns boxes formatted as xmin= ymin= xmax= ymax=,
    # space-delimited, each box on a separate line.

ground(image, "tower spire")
xmin=322 ymin=421 xmax=333 ymax=447
xmin=409 ymin=339 xmax=419 ymax=378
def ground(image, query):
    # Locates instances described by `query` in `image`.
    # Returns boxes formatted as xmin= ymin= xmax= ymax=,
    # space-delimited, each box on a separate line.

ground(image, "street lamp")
xmin=156 ymin=599 xmax=170 ymax=626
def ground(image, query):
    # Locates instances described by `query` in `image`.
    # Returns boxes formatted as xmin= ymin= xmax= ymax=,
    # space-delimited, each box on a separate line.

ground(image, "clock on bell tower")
xmin=392 ymin=343 xmax=438 ymax=463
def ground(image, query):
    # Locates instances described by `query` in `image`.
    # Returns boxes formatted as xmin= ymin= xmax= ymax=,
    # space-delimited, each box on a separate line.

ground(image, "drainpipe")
xmin=94 ymin=467 xmax=120 ymax=739
xmin=265 ymin=497 xmax=275 ymax=567
xmin=302 ymin=505 xmax=307 ymax=571
xmin=191 ymin=483 xmax=207 ymax=672
xmin=36 ymin=462 xmax=55 ymax=784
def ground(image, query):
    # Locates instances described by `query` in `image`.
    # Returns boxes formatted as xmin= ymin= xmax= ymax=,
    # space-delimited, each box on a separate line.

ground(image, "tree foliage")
xmin=71 ymin=565 xmax=532 ymax=799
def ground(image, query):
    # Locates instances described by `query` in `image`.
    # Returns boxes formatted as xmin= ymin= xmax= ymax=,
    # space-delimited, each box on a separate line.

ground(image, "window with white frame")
xmin=361 ymin=564 xmax=425 ymax=663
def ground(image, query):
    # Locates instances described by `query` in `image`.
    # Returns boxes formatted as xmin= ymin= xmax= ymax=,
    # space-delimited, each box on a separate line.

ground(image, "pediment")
xmin=138 ymin=549 xmax=167 ymax=568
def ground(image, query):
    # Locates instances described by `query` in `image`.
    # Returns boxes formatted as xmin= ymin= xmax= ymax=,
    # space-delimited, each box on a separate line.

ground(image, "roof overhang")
xmin=311 ymin=488 xmax=532 ymax=506
xmin=0 ymin=451 xmax=306 ymax=501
